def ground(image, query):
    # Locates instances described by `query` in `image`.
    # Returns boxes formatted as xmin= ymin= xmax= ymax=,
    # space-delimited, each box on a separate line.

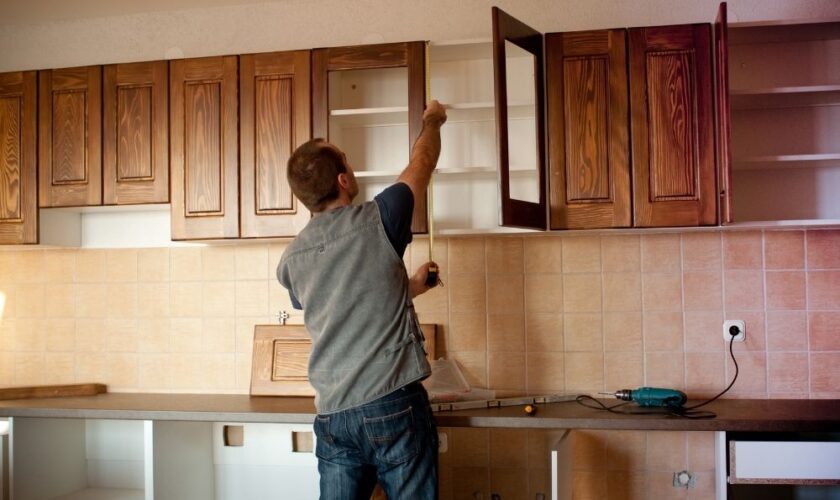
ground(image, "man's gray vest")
xmin=277 ymin=201 xmax=431 ymax=414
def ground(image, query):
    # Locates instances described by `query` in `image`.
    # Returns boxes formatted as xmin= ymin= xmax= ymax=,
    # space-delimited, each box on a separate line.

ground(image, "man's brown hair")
xmin=287 ymin=138 xmax=346 ymax=212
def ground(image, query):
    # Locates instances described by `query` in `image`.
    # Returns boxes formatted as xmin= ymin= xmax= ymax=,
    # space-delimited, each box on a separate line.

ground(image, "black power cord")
xmin=575 ymin=326 xmax=741 ymax=419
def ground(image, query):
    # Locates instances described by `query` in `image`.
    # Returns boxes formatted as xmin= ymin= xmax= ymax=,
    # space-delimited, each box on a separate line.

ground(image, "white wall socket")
xmin=723 ymin=320 xmax=746 ymax=342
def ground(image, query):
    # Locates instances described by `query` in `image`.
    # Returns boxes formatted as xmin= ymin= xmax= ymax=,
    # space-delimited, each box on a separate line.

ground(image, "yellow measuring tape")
xmin=425 ymin=41 xmax=435 ymax=267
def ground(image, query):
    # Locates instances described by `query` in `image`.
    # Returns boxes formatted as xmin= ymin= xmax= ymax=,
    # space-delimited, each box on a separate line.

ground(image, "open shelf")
xmin=733 ymin=153 xmax=840 ymax=170
xmin=56 ymin=488 xmax=144 ymax=500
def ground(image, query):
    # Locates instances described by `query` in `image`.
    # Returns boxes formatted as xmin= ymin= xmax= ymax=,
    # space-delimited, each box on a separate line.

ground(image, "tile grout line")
xmin=804 ymin=230 xmax=811 ymax=398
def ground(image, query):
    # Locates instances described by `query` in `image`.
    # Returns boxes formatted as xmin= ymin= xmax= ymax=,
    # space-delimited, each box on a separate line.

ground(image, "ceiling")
xmin=0 ymin=0 xmax=286 ymax=25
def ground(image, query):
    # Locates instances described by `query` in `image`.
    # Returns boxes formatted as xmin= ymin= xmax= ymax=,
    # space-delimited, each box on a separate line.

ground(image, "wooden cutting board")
xmin=250 ymin=324 xmax=436 ymax=397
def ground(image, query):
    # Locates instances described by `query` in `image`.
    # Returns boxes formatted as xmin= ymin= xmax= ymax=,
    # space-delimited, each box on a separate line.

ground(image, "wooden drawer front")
xmin=730 ymin=441 xmax=840 ymax=485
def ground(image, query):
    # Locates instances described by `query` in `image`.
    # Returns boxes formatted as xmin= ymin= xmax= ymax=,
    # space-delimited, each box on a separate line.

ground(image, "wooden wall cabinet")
xmin=312 ymin=42 xmax=427 ymax=233
xmin=103 ymin=61 xmax=169 ymax=205
xmin=0 ymin=71 xmax=38 ymax=244
xmin=169 ymin=56 xmax=239 ymax=240
xmin=239 ymin=50 xmax=311 ymax=238
xmin=495 ymin=6 xmax=723 ymax=230
xmin=38 ymin=65 xmax=102 ymax=208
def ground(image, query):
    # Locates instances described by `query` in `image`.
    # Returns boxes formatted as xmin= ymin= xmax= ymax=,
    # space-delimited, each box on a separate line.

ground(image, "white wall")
xmin=1 ymin=0 xmax=839 ymax=72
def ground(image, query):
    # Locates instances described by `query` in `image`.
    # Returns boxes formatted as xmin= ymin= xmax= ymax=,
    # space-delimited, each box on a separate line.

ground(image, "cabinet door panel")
xmin=547 ymin=29 xmax=631 ymax=229
xmin=313 ymin=42 xmax=427 ymax=234
xmin=0 ymin=71 xmax=37 ymax=244
xmin=240 ymin=50 xmax=311 ymax=238
xmin=170 ymin=56 xmax=239 ymax=240
xmin=492 ymin=6 xmax=547 ymax=230
xmin=629 ymin=24 xmax=717 ymax=227
xmin=39 ymin=66 xmax=102 ymax=207
xmin=103 ymin=61 xmax=168 ymax=205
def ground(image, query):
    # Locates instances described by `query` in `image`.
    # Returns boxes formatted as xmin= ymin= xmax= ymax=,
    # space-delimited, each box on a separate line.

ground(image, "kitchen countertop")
xmin=1 ymin=393 xmax=838 ymax=432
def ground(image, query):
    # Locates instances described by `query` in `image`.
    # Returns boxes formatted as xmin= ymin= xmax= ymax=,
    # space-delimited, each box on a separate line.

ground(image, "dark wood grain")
xmin=0 ymin=71 xmax=37 ymax=244
xmin=170 ymin=56 xmax=239 ymax=240
xmin=38 ymin=65 xmax=102 ymax=207
xmin=716 ymin=2 xmax=734 ymax=224
xmin=547 ymin=29 xmax=631 ymax=230
xmin=0 ymin=383 xmax=106 ymax=400
xmin=492 ymin=7 xmax=547 ymax=230
xmin=239 ymin=50 xmax=311 ymax=238
xmin=311 ymin=42 xmax=428 ymax=234
xmin=629 ymin=24 xmax=717 ymax=227
xmin=103 ymin=61 xmax=169 ymax=205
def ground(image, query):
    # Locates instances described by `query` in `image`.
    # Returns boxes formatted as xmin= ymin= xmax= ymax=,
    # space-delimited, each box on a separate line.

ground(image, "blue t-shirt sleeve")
xmin=374 ymin=182 xmax=414 ymax=258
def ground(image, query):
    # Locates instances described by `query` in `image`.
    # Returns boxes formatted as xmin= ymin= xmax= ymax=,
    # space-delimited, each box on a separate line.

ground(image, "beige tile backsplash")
xmin=2 ymin=229 xmax=839 ymax=499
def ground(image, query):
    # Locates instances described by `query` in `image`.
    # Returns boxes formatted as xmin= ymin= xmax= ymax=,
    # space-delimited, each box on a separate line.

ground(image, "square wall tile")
xmin=15 ymin=352 xmax=45 ymax=385
xmin=767 ymin=311 xmax=808 ymax=351
xmin=138 ymin=353 xmax=170 ymax=390
xmin=603 ymin=272 xmax=642 ymax=312
xmin=137 ymin=318 xmax=170 ymax=353
xmin=726 ymin=350 xmax=767 ymax=396
xmin=524 ymin=236 xmax=563 ymax=273
xmin=487 ymin=314 xmax=525 ymax=352
xmin=448 ymin=313 xmax=487 ymax=352
xmin=687 ymin=432 xmax=716 ymax=471
xmin=488 ymin=351 xmax=526 ymax=391
xmin=603 ymin=312 xmax=642 ymax=352
xmin=723 ymin=231 xmax=763 ymax=270
xmin=684 ymin=311 xmax=724 ymax=352
xmin=45 ymin=318 xmax=75 ymax=352
xmin=525 ymin=312 xmax=563 ymax=352
xmin=765 ymin=231 xmax=804 ymax=270
xmin=768 ymin=352 xmax=809 ymax=393
xmin=810 ymin=353 xmax=840 ymax=393
xmin=604 ymin=352 xmax=643 ymax=391
xmin=75 ymin=318 xmax=107 ymax=352
xmin=643 ymin=311 xmax=684 ymax=351
xmin=646 ymin=432 xmax=686 ymax=470
xmin=489 ymin=467 xmax=529 ymax=500
xmin=563 ymin=273 xmax=601 ymax=313
xmin=724 ymin=270 xmax=764 ymax=311
xmin=107 ymin=283 xmax=138 ymax=318
xmin=605 ymin=430 xmax=647 ymax=472
xmin=202 ymin=281 xmax=237 ymax=317
xmin=16 ymin=251 xmax=46 ymax=283
xmin=563 ymin=236 xmax=601 ymax=273
xmin=138 ymin=248 xmax=170 ymax=282
xmin=601 ymin=235 xmax=641 ymax=273
xmin=564 ymin=352 xmax=604 ymax=392
xmin=487 ymin=273 xmax=523 ymax=314
xmin=682 ymin=232 xmax=721 ymax=271
xmin=450 ymin=427 xmax=489 ymax=467
xmin=641 ymin=234 xmax=681 ymax=273
xmin=806 ymin=230 xmax=840 ymax=269
xmin=16 ymin=284 xmax=45 ymax=317
xmin=642 ymin=273 xmax=682 ymax=311
xmin=645 ymin=352 xmax=685 ymax=390
xmin=105 ymin=318 xmax=138 ymax=352
xmin=43 ymin=250 xmax=76 ymax=283
xmin=448 ymin=273 xmax=486 ymax=314
xmin=450 ymin=351 xmax=487 ymax=388
xmin=526 ymin=351 xmax=564 ymax=393
xmin=235 ymin=281 xmax=268 ymax=317
xmin=685 ymin=352 xmax=725 ymax=396
xmin=44 ymin=352 xmax=75 ymax=385
xmin=571 ymin=430 xmax=607 ymax=472
xmin=525 ymin=274 xmax=562 ymax=313
xmin=170 ymin=282 xmax=202 ymax=317
xmin=75 ymin=284 xmax=107 ymax=318
xmin=807 ymin=271 xmax=840 ymax=309
xmin=202 ymin=246 xmax=236 ymax=281
xmin=490 ymin=429 xmax=528 ymax=467
xmin=45 ymin=283 xmax=76 ymax=318
xmin=170 ymin=247 xmax=202 ymax=281
xmin=485 ymin=237 xmax=523 ymax=274
xmin=137 ymin=283 xmax=170 ymax=318
xmin=235 ymin=244 xmax=269 ymax=280
xmin=106 ymin=249 xmax=138 ymax=282
xmin=682 ymin=271 xmax=722 ymax=310
xmin=766 ymin=271 xmax=806 ymax=310
xmin=564 ymin=313 xmax=603 ymax=352
xmin=809 ymin=312 xmax=840 ymax=351
xmin=448 ymin=237 xmax=485 ymax=274
xmin=572 ymin=471 xmax=607 ymax=499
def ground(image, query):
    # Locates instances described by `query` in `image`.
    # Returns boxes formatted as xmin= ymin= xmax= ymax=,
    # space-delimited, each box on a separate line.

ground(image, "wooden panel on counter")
xmin=0 ymin=383 xmax=106 ymax=401
xmin=170 ymin=55 xmax=239 ymax=240
xmin=251 ymin=324 xmax=436 ymax=396
xmin=38 ymin=65 xmax=102 ymax=207
xmin=0 ymin=71 xmax=38 ymax=244
xmin=239 ymin=50 xmax=311 ymax=238
xmin=103 ymin=60 xmax=169 ymax=205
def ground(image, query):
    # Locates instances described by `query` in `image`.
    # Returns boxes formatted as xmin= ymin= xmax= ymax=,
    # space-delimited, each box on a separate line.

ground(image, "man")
xmin=277 ymin=100 xmax=447 ymax=499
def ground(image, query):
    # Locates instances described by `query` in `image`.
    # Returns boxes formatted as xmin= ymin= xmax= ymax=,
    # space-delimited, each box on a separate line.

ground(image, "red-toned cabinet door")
xmin=629 ymin=24 xmax=717 ymax=227
xmin=546 ymin=29 xmax=631 ymax=229
xmin=0 ymin=71 xmax=38 ymax=244
xmin=239 ymin=50 xmax=311 ymax=238
xmin=492 ymin=6 xmax=547 ymax=230
xmin=39 ymin=65 xmax=102 ymax=207
xmin=103 ymin=61 xmax=169 ymax=205
xmin=170 ymin=56 xmax=239 ymax=240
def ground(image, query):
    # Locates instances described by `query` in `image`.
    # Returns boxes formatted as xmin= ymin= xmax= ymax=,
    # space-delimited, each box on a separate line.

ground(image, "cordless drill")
xmin=606 ymin=387 xmax=688 ymax=408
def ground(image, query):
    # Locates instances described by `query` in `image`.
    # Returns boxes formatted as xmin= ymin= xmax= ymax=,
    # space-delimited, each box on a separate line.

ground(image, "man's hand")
xmin=423 ymin=100 xmax=447 ymax=128
xmin=409 ymin=261 xmax=440 ymax=298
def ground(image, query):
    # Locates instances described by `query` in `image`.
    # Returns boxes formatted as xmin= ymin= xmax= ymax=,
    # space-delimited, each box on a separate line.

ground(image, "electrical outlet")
xmin=723 ymin=319 xmax=745 ymax=342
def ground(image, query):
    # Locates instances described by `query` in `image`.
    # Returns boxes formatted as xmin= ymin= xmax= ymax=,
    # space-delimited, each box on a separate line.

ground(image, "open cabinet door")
xmin=716 ymin=2 xmax=734 ymax=224
xmin=492 ymin=6 xmax=547 ymax=230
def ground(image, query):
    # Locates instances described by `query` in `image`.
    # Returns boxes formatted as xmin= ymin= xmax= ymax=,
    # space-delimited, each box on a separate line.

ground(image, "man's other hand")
xmin=409 ymin=261 xmax=440 ymax=298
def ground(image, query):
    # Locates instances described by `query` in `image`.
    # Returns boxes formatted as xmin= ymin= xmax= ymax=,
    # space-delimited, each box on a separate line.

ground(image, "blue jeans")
xmin=313 ymin=382 xmax=438 ymax=499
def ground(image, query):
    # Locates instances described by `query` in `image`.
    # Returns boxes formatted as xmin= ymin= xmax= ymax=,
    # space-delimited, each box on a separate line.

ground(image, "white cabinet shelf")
xmin=56 ymin=488 xmax=145 ymax=500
